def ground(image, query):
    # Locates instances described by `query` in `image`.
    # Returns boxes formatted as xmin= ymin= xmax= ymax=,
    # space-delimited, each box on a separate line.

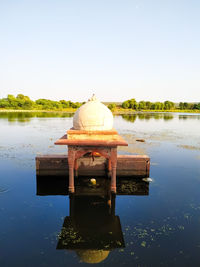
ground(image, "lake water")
xmin=0 ymin=112 xmax=200 ymax=266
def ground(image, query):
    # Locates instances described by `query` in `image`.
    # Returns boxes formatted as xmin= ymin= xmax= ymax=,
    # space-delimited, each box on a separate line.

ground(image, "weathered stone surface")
xmin=67 ymin=129 xmax=119 ymax=141
xmin=54 ymin=134 xmax=128 ymax=146
xmin=36 ymin=154 xmax=150 ymax=177
xmin=73 ymin=95 xmax=113 ymax=131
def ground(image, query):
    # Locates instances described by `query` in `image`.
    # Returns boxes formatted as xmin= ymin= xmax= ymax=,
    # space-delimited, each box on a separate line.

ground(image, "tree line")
xmin=0 ymin=94 xmax=83 ymax=110
xmin=0 ymin=94 xmax=200 ymax=111
xmin=121 ymin=99 xmax=200 ymax=110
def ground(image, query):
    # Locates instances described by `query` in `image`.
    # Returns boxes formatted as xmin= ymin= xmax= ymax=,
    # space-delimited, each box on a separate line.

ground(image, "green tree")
xmin=179 ymin=102 xmax=184 ymax=110
xmin=7 ymin=94 xmax=18 ymax=108
xmin=0 ymin=98 xmax=9 ymax=108
xmin=183 ymin=102 xmax=189 ymax=109
xmin=164 ymin=101 xmax=175 ymax=110
xmin=145 ymin=101 xmax=152 ymax=109
xmin=71 ymin=102 xmax=82 ymax=108
xmin=122 ymin=100 xmax=130 ymax=109
xmin=155 ymin=102 xmax=163 ymax=110
xmin=193 ymin=103 xmax=200 ymax=110
xmin=138 ymin=101 xmax=146 ymax=110
xmin=16 ymin=94 xmax=34 ymax=109
xmin=122 ymin=98 xmax=137 ymax=109
xmin=59 ymin=100 xmax=71 ymax=108
xmin=129 ymin=98 xmax=137 ymax=109
xmin=108 ymin=103 xmax=116 ymax=111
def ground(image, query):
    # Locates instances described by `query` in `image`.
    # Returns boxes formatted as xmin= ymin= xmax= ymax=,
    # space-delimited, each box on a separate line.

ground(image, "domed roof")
xmin=73 ymin=94 xmax=113 ymax=131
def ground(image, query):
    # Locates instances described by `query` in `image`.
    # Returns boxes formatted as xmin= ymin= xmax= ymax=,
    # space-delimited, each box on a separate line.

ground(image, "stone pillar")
xmin=110 ymin=147 xmax=117 ymax=193
xmin=68 ymin=146 xmax=75 ymax=193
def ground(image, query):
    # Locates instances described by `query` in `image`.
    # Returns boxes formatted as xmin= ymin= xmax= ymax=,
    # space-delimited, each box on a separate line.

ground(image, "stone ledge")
xmin=36 ymin=154 xmax=150 ymax=177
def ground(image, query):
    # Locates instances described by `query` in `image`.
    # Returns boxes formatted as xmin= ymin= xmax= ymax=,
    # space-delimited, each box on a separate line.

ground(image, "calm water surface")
xmin=0 ymin=112 xmax=200 ymax=267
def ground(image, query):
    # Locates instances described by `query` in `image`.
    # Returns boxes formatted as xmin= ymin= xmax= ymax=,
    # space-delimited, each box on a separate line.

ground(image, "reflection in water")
xmin=1 ymin=111 xmax=200 ymax=124
xmin=122 ymin=114 xmax=137 ymax=123
xmin=163 ymin=114 xmax=174 ymax=120
xmin=37 ymin=176 xmax=149 ymax=263
xmin=76 ymin=250 xmax=110 ymax=264
xmin=121 ymin=113 xmax=174 ymax=123
xmin=0 ymin=111 xmax=74 ymax=122
xmin=179 ymin=114 xmax=200 ymax=120
xmin=57 ymin=195 xmax=122 ymax=263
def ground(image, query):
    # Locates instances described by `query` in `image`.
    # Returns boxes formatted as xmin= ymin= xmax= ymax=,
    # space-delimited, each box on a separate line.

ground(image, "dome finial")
xmin=88 ymin=94 xmax=97 ymax=101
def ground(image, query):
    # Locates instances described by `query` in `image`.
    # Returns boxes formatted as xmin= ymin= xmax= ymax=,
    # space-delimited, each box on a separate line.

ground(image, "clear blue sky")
xmin=0 ymin=0 xmax=200 ymax=102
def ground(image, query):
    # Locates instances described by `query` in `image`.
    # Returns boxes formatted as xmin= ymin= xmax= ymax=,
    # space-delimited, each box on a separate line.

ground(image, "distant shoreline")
xmin=1 ymin=94 xmax=199 ymax=112
xmin=0 ymin=108 xmax=200 ymax=114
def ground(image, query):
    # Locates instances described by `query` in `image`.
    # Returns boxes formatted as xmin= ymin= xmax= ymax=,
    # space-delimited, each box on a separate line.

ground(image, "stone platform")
xmin=36 ymin=154 xmax=150 ymax=177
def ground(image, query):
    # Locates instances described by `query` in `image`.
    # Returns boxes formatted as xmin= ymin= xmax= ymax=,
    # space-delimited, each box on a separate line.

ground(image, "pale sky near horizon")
xmin=0 ymin=0 xmax=200 ymax=102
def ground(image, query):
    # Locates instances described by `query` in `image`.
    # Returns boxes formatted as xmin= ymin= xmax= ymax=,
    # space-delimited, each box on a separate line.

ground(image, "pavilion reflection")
xmin=57 ymin=194 xmax=123 ymax=263
xmin=36 ymin=176 xmax=149 ymax=263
